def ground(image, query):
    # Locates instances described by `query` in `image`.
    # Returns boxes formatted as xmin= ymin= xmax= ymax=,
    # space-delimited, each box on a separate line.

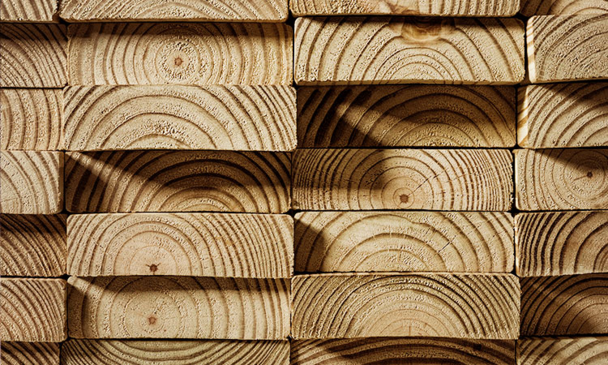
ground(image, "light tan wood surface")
xmin=516 ymin=212 xmax=608 ymax=276
xmin=292 ymin=273 xmax=520 ymax=339
xmin=518 ymin=337 xmax=608 ymax=365
xmin=68 ymin=213 xmax=293 ymax=277
xmin=290 ymin=0 xmax=521 ymax=16
xmin=295 ymin=212 xmax=514 ymax=273
xmin=0 ymin=24 xmax=66 ymax=87
xmin=518 ymin=83 xmax=608 ymax=148
xmin=0 ymin=151 xmax=63 ymax=214
xmin=64 ymin=151 xmax=290 ymax=213
xmin=515 ymin=149 xmax=608 ymax=210
xmin=0 ymin=0 xmax=56 ymax=22
xmin=521 ymin=0 xmax=608 ymax=16
xmin=1 ymin=214 xmax=66 ymax=277
xmin=295 ymin=17 xmax=525 ymax=85
xmin=293 ymin=149 xmax=513 ymax=211
xmin=521 ymin=274 xmax=608 ymax=336
xmin=64 ymin=86 xmax=296 ymax=151
xmin=60 ymin=0 xmax=287 ymax=21
xmin=1 ymin=89 xmax=63 ymax=150
xmin=291 ymin=338 xmax=516 ymax=365
xmin=62 ymin=340 xmax=289 ymax=365
xmin=298 ymin=85 xmax=516 ymax=148
xmin=1 ymin=342 xmax=59 ymax=365
xmin=68 ymin=23 xmax=292 ymax=85
xmin=68 ymin=276 xmax=290 ymax=340
xmin=527 ymin=15 xmax=608 ymax=83
xmin=0 ymin=278 xmax=66 ymax=342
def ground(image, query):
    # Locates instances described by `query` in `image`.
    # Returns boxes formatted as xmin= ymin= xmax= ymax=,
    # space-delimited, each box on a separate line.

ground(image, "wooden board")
xmin=60 ymin=0 xmax=287 ymax=21
xmin=294 ymin=17 xmax=525 ymax=85
xmin=62 ymin=340 xmax=288 ymax=365
xmin=298 ymin=85 xmax=516 ymax=148
xmin=290 ymin=0 xmax=520 ymax=16
xmin=0 ymin=278 xmax=66 ymax=342
xmin=527 ymin=15 xmax=608 ymax=83
xmin=293 ymin=149 xmax=513 ymax=211
xmin=515 ymin=149 xmax=608 ymax=210
xmin=1 ymin=342 xmax=60 ymax=365
xmin=518 ymin=337 xmax=608 ymax=365
xmin=1 ymin=214 xmax=66 ymax=277
xmin=64 ymin=86 xmax=296 ymax=151
xmin=68 ymin=276 xmax=290 ymax=340
xmin=68 ymin=213 xmax=293 ymax=277
xmin=516 ymin=212 xmax=608 ymax=276
xmin=0 ymin=151 xmax=63 ymax=214
xmin=0 ymin=89 xmax=63 ymax=150
xmin=291 ymin=273 xmax=520 ymax=339
xmin=0 ymin=24 xmax=66 ymax=87
xmin=295 ymin=212 xmax=514 ymax=273
xmin=64 ymin=151 xmax=290 ymax=213
xmin=521 ymin=0 xmax=608 ymax=16
xmin=291 ymin=338 xmax=516 ymax=365
xmin=68 ymin=23 xmax=292 ymax=85
xmin=521 ymin=274 xmax=608 ymax=336
xmin=0 ymin=0 xmax=56 ymax=21
xmin=518 ymin=83 xmax=608 ymax=148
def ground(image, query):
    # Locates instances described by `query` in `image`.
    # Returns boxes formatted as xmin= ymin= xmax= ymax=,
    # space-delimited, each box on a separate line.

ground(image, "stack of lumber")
xmin=1 ymin=0 xmax=607 ymax=364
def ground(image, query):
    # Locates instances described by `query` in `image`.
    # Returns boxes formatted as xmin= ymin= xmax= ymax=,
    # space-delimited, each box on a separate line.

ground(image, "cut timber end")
xmin=67 ymin=276 xmax=290 ymax=340
xmin=521 ymin=0 xmax=608 ymax=16
xmin=68 ymin=23 xmax=293 ymax=85
xmin=518 ymin=337 xmax=608 ymax=365
xmin=515 ymin=149 xmax=608 ymax=210
xmin=294 ymin=17 xmax=525 ymax=85
xmin=0 ymin=278 xmax=67 ymax=342
xmin=1 ymin=342 xmax=60 ymax=365
xmin=298 ymin=85 xmax=516 ymax=148
xmin=0 ymin=151 xmax=64 ymax=214
xmin=64 ymin=86 xmax=296 ymax=151
xmin=67 ymin=213 xmax=293 ymax=278
xmin=0 ymin=0 xmax=57 ymax=22
xmin=61 ymin=339 xmax=289 ymax=365
xmin=291 ymin=273 xmax=520 ymax=339
xmin=295 ymin=211 xmax=514 ymax=273
xmin=292 ymin=149 xmax=513 ymax=211
xmin=0 ymin=24 xmax=66 ymax=87
xmin=527 ymin=15 xmax=608 ymax=83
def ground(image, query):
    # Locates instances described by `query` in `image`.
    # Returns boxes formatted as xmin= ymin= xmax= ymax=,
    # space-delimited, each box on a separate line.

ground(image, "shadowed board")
xmin=1 ymin=342 xmax=60 ymax=365
xmin=518 ymin=337 xmax=608 ymax=365
xmin=521 ymin=0 xmax=608 ymax=16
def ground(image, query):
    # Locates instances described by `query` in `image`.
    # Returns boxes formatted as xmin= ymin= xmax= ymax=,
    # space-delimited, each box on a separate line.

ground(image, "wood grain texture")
xmin=68 ymin=276 xmax=290 ymax=340
xmin=0 ymin=24 xmax=66 ymax=87
xmin=515 ymin=149 xmax=608 ymax=210
xmin=516 ymin=212 xmax=608 ymax=276
xmin=60 ymin=0 xmax=287 ymax=21
xmin=518 ymin=83 xmax=608 ymax=148
xmin=292 ymin=273 xmax=520 ymax=339
xmin=67 ymin=213 xmax=293 ymax=278
xmin=1 ymin=214 xmax=66 ymax=277
xmin=68 ymin=23 xmax=292 ymax=85
xmin=290 ymin=0 xmax=521 ymax=16
xmin=521 ymin=274 xmax=608 ymax=336
xmin=521 ymin=0 xmax=608 ymax=16
xmin=64 ymin=86 xmax=296 ymax=151
xmin=293 ymin=149 xmax=513 ymax=211
xmin=1 ymin=89 xmax=63 ymax=150
xmin=518 ymin=337 xmax=608 ymax=365
xmin=527 ymin=15 xmax=608 ymax=83
xmin=1 ymin=342 xmax=59 ymax=365
xmin=0 ymin=278 xmax=66 ymax=342
xmin=0 ymin=0 xmax=56 ymax=21
xmin=291 ymin=338 xmax=516 ymax=365
xmin=294 ymin=17 xmax=525 ymax=85
xmin=295 ymin=212 xmax=514 ymax=273
xmin=64 ymin=151 xmax=290 ymax=213
xmin=298 ymin=85 xmax=516 ymax=148
xmin=0 ymin=151 xmax=63 ymax=214
xmin=62 ymin=340 xmax=288 ymax=365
